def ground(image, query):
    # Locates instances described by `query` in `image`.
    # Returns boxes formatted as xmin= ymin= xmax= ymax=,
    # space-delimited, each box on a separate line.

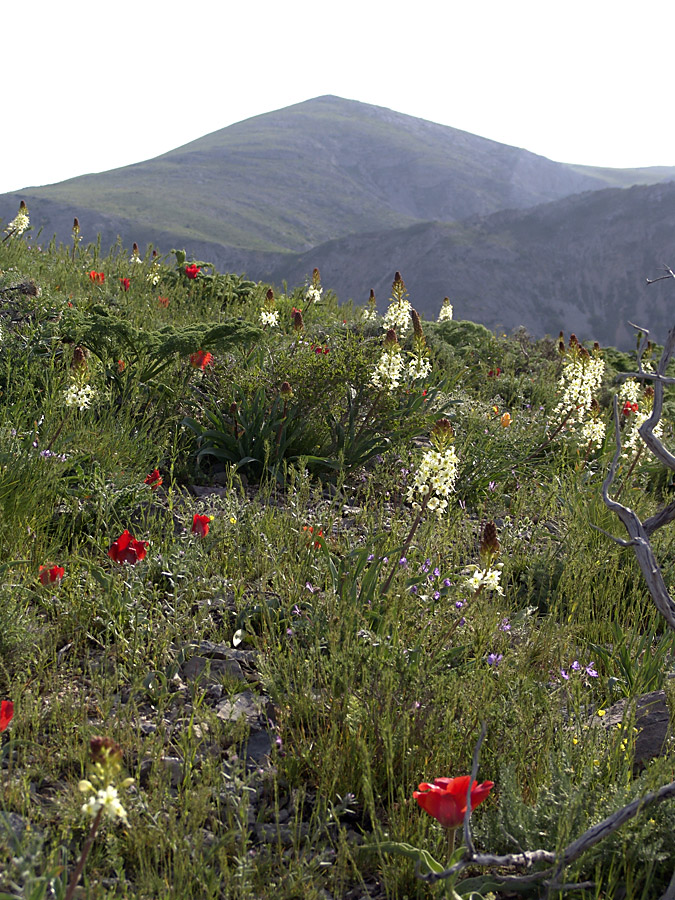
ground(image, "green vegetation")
xmin=0 ymin=222 xmax=674 ymax=900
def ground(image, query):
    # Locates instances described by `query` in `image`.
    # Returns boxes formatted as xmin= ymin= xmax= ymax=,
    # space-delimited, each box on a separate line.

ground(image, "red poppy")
xmin=158 ymin=296 xmax=170 ymax=308
xmin=303 ymin=525 xmax=324 ymax=548
xmin=144 ymin=469 xmax=163 ymax=489
xmin=413 ymin=776 xmax=494 ymax=829
xmin=488 ymin=367 xmax=501 ymax=378
xmin=185 ymin=264 xmax=200 ymax=279
xmin=108 ymin=530 xmax=149 ymax=564
xmin=39 ymin=564 xmax=65 ymax=585
xmin=120 ymin=277 xmax=131 ymax=292
xmin=88 ymin=271 xmax=105 ymax=284
xmin=622 ymin=401 xmax=639 ymax=415
xmin=0 ymin=700 xmax=13 ymax=732
xmin=190 ymin=349 xmax=213 ymax=370
xmin=192 ymin=514 xmax=211 ymax=537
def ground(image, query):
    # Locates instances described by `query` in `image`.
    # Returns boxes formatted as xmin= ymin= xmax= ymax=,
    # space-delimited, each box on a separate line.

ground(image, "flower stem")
xmin=447 ymin=825 xmax=457 ymax=859
xmin=380 ymin=494 xmax=429 ymax=595
xmin=64 ymin=806 xmax=103 ymax=900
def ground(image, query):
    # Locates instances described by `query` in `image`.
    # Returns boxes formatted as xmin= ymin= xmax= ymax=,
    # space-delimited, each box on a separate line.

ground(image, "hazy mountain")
xmin=266 ymin=180 xmax=675 ymax=349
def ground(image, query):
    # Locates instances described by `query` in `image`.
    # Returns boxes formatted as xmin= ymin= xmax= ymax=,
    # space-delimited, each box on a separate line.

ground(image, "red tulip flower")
xmin=413 ymin=776 xmax=494 ymax=829
xmin=0 ymin=700 xmax=13 ymax=732
xmin=88 ymin=271 xmax=105 ymax=284
xmin=108 ymin=530 xmax=149 ymax=564
xmin=39 ymin=564 xmax=65 ymax=585
xmin=185 ymin=264 xmax=200 ymax=279
xmin=622 ymin=401 xmax=639 ymax=416
xmin=192 ymin=514 xmax=211 ymax=537
xmin=144 ymin=468 xmax=163 ymax=489
xmin=190 ymin=349 xmax=213 ymax=370
xmin=120 ymin=277 xmax=131 ymax=292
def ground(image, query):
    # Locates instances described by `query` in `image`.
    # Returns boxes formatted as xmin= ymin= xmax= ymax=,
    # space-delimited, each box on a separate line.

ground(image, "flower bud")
xmin=430 ymin=417 xmax=454 ymax=449
xmin=384 ymin=328 xmax=399 ymax=348
xmin=292 ymin=307 xmax=304 ymax=331
xmin=90 ymin=736 xmax=122 ymax=766
xmin=72 ymin=217 xmax=80 ymax=234
xmin=280 ymin=381 xmax=293 ymax=399
xmin=266 ymin=288 xmax=275 ymax=303
xmin=480 ymin=520 xmax=500 ymax=561
xmin=411 ymin=308 xmax=424 ymax=339
xmin=72 ymin=345 xmax=88 ymax=371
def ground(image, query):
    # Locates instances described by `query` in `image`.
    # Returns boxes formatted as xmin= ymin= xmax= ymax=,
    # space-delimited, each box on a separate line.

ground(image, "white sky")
xmin=3 ymin=0 xmax=675 ymax=196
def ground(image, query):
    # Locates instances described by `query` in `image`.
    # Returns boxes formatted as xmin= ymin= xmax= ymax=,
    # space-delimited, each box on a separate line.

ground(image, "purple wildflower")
xmin=487 ymin=653 xmax=503 ymax=667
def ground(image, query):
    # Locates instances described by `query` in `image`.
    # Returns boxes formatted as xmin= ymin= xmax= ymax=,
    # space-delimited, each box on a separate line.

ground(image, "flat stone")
xmin=595 ymin=689 xmax=672 ymax=768
xmin=244 ymin=730 xmax=273 ymax=767
xmin=216 ymin=689 xmax=264 ymax=726
xmin=182 ymin=655 xmax=246 ymax=684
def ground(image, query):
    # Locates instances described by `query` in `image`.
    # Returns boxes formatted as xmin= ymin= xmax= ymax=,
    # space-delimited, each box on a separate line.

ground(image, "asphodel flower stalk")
xmin=382 ymin=271 xmax=411 ymax=336
xmin=382 ymin=419 xmax=459 ymax=594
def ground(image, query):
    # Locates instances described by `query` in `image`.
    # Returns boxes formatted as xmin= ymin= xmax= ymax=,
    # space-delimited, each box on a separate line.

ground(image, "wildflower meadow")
xmin=1 ymin=208 xmax=675 ymax=899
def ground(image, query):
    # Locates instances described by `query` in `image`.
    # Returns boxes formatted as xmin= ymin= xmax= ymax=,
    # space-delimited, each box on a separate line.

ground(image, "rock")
xmin=216 ymin=690 xmax=270 ymax=727
xmin=243 ymin=730 xmax=273 ymax=767
xmin=160 ymin=756 xmax=184 ymax=786
xmin=182 ymin=655 xmax=246 ymax=684
xmin=595 ymin=689 xmax=673 ymax=768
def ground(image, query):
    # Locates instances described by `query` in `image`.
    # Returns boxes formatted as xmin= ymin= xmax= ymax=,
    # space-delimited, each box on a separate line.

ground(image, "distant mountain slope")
xmin=266 ymin=181 xmax=675 ymax=349
xmin=2 ymin=95 xmax=674 ymax=260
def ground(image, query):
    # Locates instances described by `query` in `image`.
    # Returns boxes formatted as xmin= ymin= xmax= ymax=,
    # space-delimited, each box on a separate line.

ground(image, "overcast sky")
xmin=3 ymin=0 xmax=674 ymax=197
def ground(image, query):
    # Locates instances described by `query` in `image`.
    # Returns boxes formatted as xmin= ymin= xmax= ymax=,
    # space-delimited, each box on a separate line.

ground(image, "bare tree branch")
xmin=600 ymin=389 xmax=675 ymax=630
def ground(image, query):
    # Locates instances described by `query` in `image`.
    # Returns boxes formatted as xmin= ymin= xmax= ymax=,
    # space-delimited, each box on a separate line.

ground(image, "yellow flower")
xmin=597 ymin=709 xmax=606 ymax=717
xmin=230 ymin=516 xmax=237 ymax=525
xmin=501 ymin=412 xmax=512 ymax=428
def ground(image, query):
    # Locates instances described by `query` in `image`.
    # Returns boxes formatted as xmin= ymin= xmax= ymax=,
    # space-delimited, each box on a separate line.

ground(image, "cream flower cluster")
xmin=362 ymin=306 xmax=379 ymax=322
xmin=580 ymin=418 xmax=606 ymax=449
xmin=383 ymin=296 xmax=411 ymax=335
xmin=619 ymin=379 xmax=640 ymax=404
xmin=64 ymin=384 xmax=96 ymax=411
xmin=305 ymin=286 xmax=322 ymax=305
xmin=437 ymin=299 xmax=453 ymax=322
xmin=371 ymin=347 xmax=404 ymax=391
xmin=552 ymin=352 xmax=605 ymax=432
xmin=260 ymin=309 xmax=279 ymax=328
xmin=5 ymin=208 xmax=29 ymax=236
xmin=80 ymin=783 xmax=128 ymax=822
xmin=623 ymin=411 xmax=662 ymax=457
xmin=408 ymin=355 xmax=432 ymax=381
xmin=406 ymin=446 xmax=459 ymax=516
xmin=465 ymin=565 xmax=504 ymax=594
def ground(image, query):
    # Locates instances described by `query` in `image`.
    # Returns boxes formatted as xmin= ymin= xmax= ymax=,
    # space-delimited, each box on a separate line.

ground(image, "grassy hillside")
xmin=1 ymin=226 xmax=675 ymax=899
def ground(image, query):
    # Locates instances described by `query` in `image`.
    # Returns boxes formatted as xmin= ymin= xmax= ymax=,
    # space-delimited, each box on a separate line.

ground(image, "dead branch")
xmin=601 ymin=396 xmax=675 ymax=630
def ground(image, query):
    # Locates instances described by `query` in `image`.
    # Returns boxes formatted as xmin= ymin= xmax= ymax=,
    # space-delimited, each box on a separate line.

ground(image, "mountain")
xmin=265 ymin=180 xmax=675 ymax=349
xmin=2 ymin=95 xmax=675 ymax=349
xmin=2 ymin=95 xmax=674 ymax=260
